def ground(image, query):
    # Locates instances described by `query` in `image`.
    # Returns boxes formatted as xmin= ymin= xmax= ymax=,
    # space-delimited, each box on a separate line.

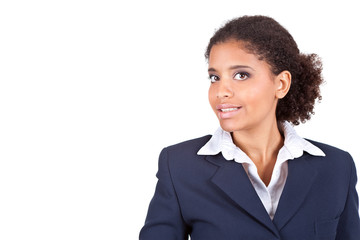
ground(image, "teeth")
xmin=221 ymin=108 xmax=238 ymax=112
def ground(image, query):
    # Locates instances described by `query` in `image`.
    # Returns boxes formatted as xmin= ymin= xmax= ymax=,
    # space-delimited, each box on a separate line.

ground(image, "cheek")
xmin=243 ymin=82 xmax=276 ymax=108
xmin=208 ymin=86 xmax=217 ymax=107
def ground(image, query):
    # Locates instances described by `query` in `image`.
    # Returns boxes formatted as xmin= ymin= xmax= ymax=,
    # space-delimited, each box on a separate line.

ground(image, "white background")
xmin=0 ymin=0 xmax=359 ymax=239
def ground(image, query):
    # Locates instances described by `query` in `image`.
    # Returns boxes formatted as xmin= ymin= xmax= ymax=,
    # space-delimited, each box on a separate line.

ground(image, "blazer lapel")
xmin=206 ymin=154 xmax=280 ymax=238
xmin=273 ymin=154 xmax=318 ymax=230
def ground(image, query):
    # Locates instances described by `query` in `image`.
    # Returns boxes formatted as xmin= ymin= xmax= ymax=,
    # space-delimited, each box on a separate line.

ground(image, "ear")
xmin=275 ymin=70 xmax=291 ymax=99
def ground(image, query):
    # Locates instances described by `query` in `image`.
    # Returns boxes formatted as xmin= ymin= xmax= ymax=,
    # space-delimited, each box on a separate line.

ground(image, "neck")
xmin=232 ymin=118 xmax=284 ymax=186
xmin=232 ymin=119 xmax=284 ymax=165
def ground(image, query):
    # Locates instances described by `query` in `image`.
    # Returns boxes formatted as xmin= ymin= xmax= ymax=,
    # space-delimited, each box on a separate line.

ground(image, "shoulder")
xmin=306 ymin=139 xmax=352 ymax=160
xmin=305 ymin=139 xmax=355 ymax=175
xmin=164 ymin=135 xmax=212 ymax=156
xmin=158 ymin=135 xmax=212 ymax=168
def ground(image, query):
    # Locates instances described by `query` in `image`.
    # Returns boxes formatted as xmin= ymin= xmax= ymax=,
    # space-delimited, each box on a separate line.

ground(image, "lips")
xmin=216 ymin=104 xmax=241 ymax=111
xmin=216 ymin=104 xmax=242 ymax=119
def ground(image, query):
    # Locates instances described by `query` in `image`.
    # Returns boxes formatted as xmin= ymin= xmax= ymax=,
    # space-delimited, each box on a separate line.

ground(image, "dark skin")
xmin=208 ymin=40 xmax=291 ymax=186
xmin=205 ymin=16 xmax=324 ymax=126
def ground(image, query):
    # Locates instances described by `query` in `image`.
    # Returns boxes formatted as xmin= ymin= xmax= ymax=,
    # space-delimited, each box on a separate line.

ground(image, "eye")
xmin=209 ymin=74 xmax=219 ymax=83
xmin=234 ymin=72 xmax=250 ymax=81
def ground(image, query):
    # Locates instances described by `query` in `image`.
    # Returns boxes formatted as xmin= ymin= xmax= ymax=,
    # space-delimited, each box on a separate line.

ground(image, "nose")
xmin=217 ymin=80 xmax=234 ymax=99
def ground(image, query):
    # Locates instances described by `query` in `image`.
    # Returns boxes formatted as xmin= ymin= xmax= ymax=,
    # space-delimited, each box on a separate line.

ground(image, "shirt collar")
xmin=197 ymin=121 xmax=325 ymax=163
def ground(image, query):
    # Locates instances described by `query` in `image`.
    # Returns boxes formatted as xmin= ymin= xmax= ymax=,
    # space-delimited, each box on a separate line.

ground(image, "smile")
xmin=216 ymin=105 xmax=242 ymax=119
xmin=220 ymin=108 xmax=239 ymax=112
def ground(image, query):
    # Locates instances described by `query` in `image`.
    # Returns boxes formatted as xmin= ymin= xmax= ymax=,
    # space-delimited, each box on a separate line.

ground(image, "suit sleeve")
xmin=336 ymin=153 xmax=360 ymax=239
xmin=139 ymin=148 xmax=189 ymax=240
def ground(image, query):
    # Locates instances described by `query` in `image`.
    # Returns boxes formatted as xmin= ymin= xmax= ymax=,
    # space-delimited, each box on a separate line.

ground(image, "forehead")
xmin=208 ymin=40 xmax=269 ymax=71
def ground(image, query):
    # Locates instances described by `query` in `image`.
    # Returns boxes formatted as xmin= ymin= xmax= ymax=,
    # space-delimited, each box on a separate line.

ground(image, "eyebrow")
xmin=208 ymin=65 xmax=255 ymax=72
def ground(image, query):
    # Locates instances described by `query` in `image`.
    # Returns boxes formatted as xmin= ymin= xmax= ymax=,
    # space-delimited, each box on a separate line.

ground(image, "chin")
xmin=219 ymin=120 xmax=245 ymax=133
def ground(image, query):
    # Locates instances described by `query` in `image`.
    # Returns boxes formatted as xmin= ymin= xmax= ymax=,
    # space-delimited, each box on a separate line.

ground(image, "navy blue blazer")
xmin=140 ymin=135 xmax=360 ymax=239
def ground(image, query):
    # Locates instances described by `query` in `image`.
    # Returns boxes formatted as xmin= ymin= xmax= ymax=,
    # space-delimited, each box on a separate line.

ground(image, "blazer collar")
xmin=206 ymin=153 xmax=318 ymax=235
xmin=206 ymin=154 xmax=280 ymax=238
xmin=272 ymin=154 xmax=318 ymax=230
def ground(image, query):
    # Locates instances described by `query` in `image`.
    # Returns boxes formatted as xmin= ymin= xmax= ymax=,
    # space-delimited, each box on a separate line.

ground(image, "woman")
xmin=139 ymin=15 xmax=360 ymax=239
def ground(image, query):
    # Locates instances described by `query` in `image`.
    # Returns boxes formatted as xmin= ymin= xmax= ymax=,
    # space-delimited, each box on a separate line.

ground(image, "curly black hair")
xmin=205 ymin=15 xmax=324 ymax=125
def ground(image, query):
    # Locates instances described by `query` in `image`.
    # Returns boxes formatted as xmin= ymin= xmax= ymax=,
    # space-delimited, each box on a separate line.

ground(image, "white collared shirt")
xmin=197 ymin=121 xmax=325 ymax=220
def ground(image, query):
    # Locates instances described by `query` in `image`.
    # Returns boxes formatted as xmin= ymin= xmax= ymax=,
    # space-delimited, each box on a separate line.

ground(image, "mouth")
xmin=216 ymin=104 xmax=242 ymax=119
xmin=216 ymin=104 xmax=242 ymax=112
xmin=219 ymin=107 xmax=241 ymax=112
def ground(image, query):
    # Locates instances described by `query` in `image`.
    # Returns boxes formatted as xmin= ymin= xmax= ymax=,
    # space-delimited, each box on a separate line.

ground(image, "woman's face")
xmin=208 ymin=40 xmax=281 ymax=133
